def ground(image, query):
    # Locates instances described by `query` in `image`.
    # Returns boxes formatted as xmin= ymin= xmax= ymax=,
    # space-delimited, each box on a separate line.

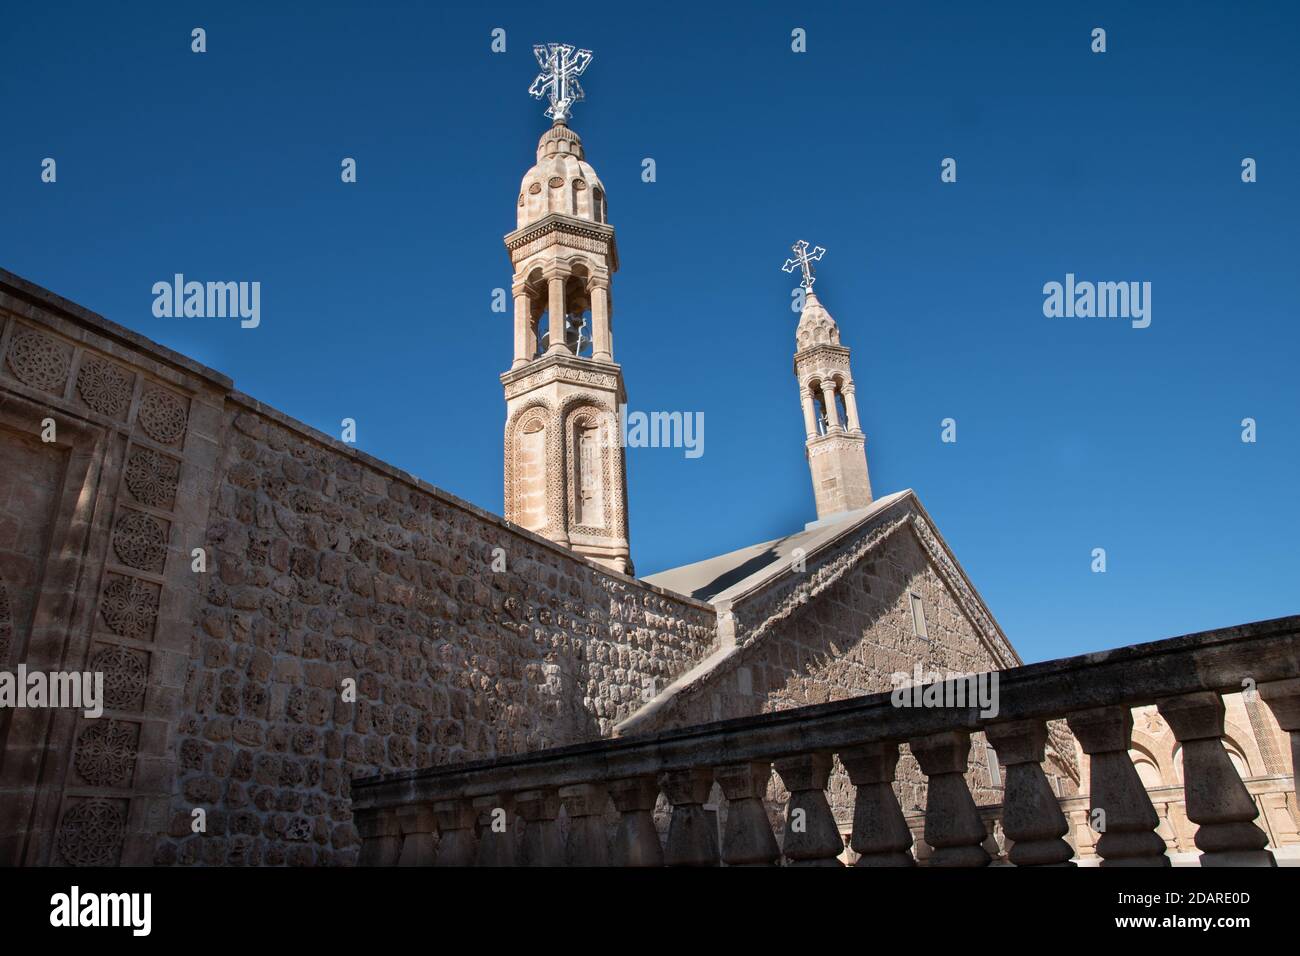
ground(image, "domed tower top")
xmin=516 ymin=120 xmax=608 ymax=229
xmin=796 ymin=290 xmax=841 ymax=350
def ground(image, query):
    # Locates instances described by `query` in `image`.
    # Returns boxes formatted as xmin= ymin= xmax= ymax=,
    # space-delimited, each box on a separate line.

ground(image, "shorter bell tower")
xmin=783 ymin=241 xmax=873 ymax=522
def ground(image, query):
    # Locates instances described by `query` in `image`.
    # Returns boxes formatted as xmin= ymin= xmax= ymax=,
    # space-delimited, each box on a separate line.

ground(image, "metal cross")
xmin=529 ymin=43 xmax=593 ymax=123
xmin=782 ymin=240 xmax=826 ymax=289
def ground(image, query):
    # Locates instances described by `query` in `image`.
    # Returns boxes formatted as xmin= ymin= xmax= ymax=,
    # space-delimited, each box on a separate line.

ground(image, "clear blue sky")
xmin=3 ymin=1 xmax=1297 ymax=664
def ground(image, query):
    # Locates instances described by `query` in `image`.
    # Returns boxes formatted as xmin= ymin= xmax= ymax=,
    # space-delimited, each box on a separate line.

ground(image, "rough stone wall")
xmin=0 ymin=271 xmax=718 ymax=867
xmin=157 ymin=397 xmax=716 ymax=865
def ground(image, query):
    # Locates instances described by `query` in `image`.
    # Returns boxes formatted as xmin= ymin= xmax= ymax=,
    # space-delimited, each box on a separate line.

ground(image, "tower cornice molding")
xmin=505 ymin=214 xmax=619 ymax=272
xmin=500 ymin=351 xmax=625 ymax=400
xmin=794 ymin=342 xmax=850 ymax=370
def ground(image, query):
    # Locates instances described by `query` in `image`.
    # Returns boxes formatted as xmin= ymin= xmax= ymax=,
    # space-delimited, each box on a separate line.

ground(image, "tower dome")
xmin=516 ymin=121 xmax=608 ymax=229
xmin=795 ymin=290 xmax=841 ymax=351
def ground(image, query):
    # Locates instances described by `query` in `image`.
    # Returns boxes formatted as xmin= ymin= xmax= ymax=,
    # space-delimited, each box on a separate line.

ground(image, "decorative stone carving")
xmin=137 ymin=385 xmax=188 ymax=445
xmin=0 ymin=575 xmax=11 ymax=662
xmin=74 ymin=719 xmax=139 ymax=787
xmin=547 ymin=176 xmax=565 ymax=188
xmin=111 ymin=510 xmax=168 ymax=572
xmin=5 ymin=327 xmax=72 ymax=393
xmin=99 ymin=575 xmax=160 ymax=640
xmin=56 ymin=799 xmax=127 ymax=866
xmin=76 ymin=355 xmax=133 ymax=418
xmin=90 ymin=643 xmax=148 ymax=711
xmin=125 ymin=446 xmax=180 ymax=509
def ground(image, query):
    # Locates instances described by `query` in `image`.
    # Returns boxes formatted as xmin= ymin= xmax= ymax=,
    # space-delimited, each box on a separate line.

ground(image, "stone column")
xmin=840 ymin=742 xmax=914 ymax=866
xmin=547 ymin=274 xmax=568 ymax=354
xmin=472 ymin=794 xmax=516 ymax=867
xmin=984 ymin=720 xmax=1074 ymax=866
xmin=1258 ymin=678 xmax=1300 ymax=814
xmin=799 ymin=386 xmax=818 ymax=439
xmin=660 ymin=769 xmax=718 ymax=866
xmin=910 ymin=731 xmax=990 ymax=866
xmin=820 ymin=380 xmax=841 ymax=431
xmin=559 ymin=783 xmax=610 ymax=866
xmin=773 ymin=753 xmax=844 ymax=866
xmin=512 ymin=286 xmax=531 ymax=368
xmin=715 ymin=762 xmax=780 ymax=866
xmin=842 ymin=383 xmax=862 ymax=432
xmin=354 ymin=808 xmax=402 ymax=866
xmin=1067 ymin=706 xmax=1168 ymax=866
xmin=1158 ymin=692 xmax=1275 ymax=866
xmin=590 ymin=279 xmax=612 ymax=361
xmin=432 ymin=799 xmax=477 ymax=867
xmin=395 ymin=805 xmax=437 ymax=867
xmin=607 ymin=776 xmax=664 ymax=867
xmin=515 ymin=788 xmax=563 ymax=867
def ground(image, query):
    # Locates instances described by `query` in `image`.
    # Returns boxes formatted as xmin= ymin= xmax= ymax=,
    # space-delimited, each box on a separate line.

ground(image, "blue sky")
xmin=2 ymin=1 xmax=1297 ymax=663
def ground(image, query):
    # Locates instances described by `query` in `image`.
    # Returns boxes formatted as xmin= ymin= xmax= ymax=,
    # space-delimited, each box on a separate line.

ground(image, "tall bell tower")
xmin=501 ymin=44 xmax=632 ymax=574
xmin=784 ymin=241 xmax=873 ymax=522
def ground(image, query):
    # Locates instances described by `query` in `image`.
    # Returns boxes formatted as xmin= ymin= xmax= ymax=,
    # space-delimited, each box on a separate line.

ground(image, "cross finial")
xmin=782 ymin=240 xmax=826 ymax=289
xmin=529 ymin=43 xmax=593 ymax=123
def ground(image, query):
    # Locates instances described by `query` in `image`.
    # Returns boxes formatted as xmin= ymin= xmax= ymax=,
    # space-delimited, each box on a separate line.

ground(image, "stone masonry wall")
xmin=157 ymin=396 xmax=717 ymax=865
xmin=625 ymin=504 xmax=1079 ymax=831
xmin=0 ymin=270 xmax=718 ymax=867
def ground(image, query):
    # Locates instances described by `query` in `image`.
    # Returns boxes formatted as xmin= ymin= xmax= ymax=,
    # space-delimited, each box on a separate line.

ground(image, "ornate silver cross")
xmin=782 ymin=240 xmax=826 ymax=289
xmin=529 ymin=43 xmax=593 ymax=123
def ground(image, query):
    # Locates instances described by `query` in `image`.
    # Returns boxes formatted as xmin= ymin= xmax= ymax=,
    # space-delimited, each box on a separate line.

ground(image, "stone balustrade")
xmin=353 ymin=616 xmax=1300 ymax=867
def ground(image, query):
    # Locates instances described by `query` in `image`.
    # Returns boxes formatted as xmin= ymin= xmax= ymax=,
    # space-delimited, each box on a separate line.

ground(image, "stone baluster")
xmin=395 ymin=805 xmax=437 ymax=866
xmin=354 ymin=808 xmax=401 ymax=866
xmin=515 ymin=788 xmax=563 ymax=867
xmin=559 ymin=783 xmax=610 ymax=866
xmin=660 ymin=769 xmax=719 ymax=866
xmin=839 ymin=742 xmax=914 ymax=866
xmin=432 ymin=799 xmax=477 ymax=867
xmin=773 ymin=753 xmax=844 ymax=866
xmin=1158 ymin=692 xmax=1276 ymax=866
xmin=910 ymin=731 xmax=990 ymax=866
xmin=1067 ymin=706 xmax=1168 ymax=866
xmin=715 ymin=762 xmax=780 ymax=866
xmin=1258 ymin=678 xmax=1300 ymax=810
xmin=472 ymin=794 xmax=516 ymax=867
xmin=984 ymin=720 xmax=1074 ymax=866
xmin=607 ymin=776 xmax=664 ymax=867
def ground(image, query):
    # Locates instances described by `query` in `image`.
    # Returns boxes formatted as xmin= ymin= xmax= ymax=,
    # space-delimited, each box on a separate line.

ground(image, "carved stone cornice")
xmin=505 ymin=214 xmax=619 ymax=272
xmin=805 ymin=433 xmax=865 ymax=457
xmin=501 ymin=352 xmax=623 ymax=399
xmin=794 ymin=343 xmax=851 ymax=378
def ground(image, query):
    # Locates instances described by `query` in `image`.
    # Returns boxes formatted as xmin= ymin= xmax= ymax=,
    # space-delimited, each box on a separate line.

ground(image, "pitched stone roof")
xmin=643 ymin=491 xmax=909 ymax=603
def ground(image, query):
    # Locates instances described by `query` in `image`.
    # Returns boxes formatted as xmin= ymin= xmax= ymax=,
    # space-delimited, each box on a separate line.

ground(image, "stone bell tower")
xmin=785 ymin=241 xmax=873 ymax=522
xmin=500 ymin=44 xmax=632 ymax=574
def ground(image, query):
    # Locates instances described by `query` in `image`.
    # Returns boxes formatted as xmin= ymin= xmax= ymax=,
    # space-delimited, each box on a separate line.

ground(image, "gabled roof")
xmin=621 ymin=489 xmax=1022 ymax=737
xmin=643 ymin=491 xmax=911 ymax=604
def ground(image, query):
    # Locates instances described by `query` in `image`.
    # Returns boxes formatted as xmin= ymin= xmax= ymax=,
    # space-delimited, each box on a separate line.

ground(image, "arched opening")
xmin=513 ymin=414 xmax=547 ymax=531
xmin=571 ymin=412 xmax=605 ymax=528
xmin=810 ymin=380 xmax=829 ymax=436
xmin=592 ymin=187 xmax=605 ymax=224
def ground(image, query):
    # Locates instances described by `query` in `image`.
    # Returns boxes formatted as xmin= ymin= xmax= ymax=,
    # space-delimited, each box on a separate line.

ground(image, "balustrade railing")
xmin=352 ymin=616 xmax=1300 ymax=866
